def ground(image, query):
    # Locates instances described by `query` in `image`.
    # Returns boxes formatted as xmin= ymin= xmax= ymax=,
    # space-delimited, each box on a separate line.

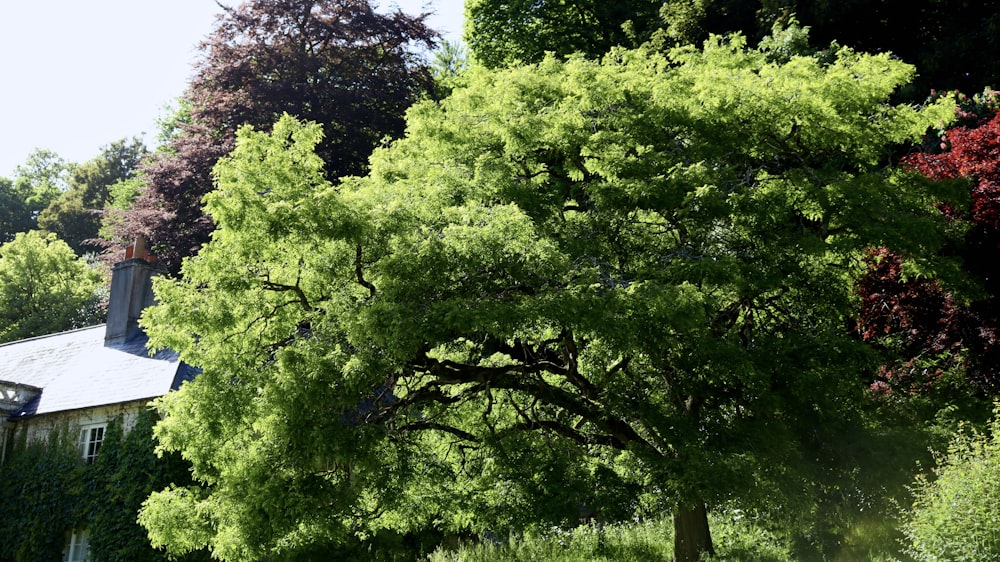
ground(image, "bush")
xmin=903 ymin=405 xmax=1000 ymax=561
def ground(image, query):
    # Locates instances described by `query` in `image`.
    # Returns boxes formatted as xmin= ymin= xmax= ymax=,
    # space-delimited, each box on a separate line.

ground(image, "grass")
xmin=424 ymin=507 xmax=918 ymax=562
xmin=422 ymin=400 xmax=989 ymax=562
xmin=427 ymin=514 xmax=794 ymax=562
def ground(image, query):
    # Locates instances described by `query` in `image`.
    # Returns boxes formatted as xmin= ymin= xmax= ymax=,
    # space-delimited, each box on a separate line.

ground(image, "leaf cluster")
xmin=652 ymin=1 xmax=1000 ymax=101
xmin=0 ymin=149 xmax=73 ymax=243
xmin=0 ymin=427 xmax=82 ymax=562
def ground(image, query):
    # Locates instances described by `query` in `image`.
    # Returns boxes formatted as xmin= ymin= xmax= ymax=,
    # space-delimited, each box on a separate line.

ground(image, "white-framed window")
xmin=63 ymin=528 xmax=89 ymax=562
xmin=78 ymin=424 xmax=105 ymax=464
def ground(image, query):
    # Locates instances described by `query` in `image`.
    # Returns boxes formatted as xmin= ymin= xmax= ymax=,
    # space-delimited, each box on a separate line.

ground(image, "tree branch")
xmin=414 ymin=355 xmax=659 ymax=454
xmin=355 ymin=244 xmax=376 ymax=298
xmin=260 ymin=281 xmax=314 ymax=311
xmin=396 ymin=421 xmax=481 ymax=443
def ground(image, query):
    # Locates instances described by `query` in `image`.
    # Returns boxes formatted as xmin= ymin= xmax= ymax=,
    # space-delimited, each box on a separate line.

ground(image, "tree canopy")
xmin=464 ymin=0 xmax=664 ymax=67
xmin=0 ymin=178 xmax=37 ymax=243
xmin=0 ymin=149 xmax=74 ymax=243
xmin=111 ymin=0 xmax=437 ymax=272
xmin=38 ymin=137 xmax=147 ymax=255
xmin=0 ymin=231 xmax=103 ymax=343
xmin=464 ymin=0 xmax=1000 ymax=101
xmin=11 ymin=148 xmax=73 ymax=214
xmin=138 ymin=38 xmax=960 ymax=561
xmin=655 ymin=0 xmax=1000 ymax=99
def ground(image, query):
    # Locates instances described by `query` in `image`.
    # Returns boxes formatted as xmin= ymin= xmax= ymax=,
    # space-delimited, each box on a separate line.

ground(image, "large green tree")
xmin=0 ymin=231 xmax=103 ymax=342
xmin=138 ymin=38 xmax=959 ymax=561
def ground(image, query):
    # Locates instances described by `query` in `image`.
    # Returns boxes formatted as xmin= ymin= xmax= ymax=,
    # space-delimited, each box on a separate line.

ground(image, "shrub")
xmin=426 ymin=514 xmax=792 ymax=562
xmin=903 ymin=405 xmax=1000 ymax=561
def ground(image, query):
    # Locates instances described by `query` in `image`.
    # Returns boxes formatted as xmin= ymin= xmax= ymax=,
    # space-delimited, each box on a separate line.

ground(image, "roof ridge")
xmin=0 ymin=324 xmax=106 ymax=348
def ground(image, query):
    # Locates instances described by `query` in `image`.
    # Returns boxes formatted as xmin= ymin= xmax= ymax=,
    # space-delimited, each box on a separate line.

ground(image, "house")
xmin=0 ymin=243 xmax=195 ymax=561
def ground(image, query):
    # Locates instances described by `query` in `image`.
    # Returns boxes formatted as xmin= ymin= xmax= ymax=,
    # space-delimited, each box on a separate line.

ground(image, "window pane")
xmin=79 ymin=425 xmax=105 ymax=464
xmin=64 ymin=529 xmax=90 ymax=562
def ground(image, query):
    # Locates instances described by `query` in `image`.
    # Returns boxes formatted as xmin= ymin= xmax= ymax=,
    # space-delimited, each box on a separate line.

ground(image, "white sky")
xmin=0 ymin=0 xmax=464 ymax=177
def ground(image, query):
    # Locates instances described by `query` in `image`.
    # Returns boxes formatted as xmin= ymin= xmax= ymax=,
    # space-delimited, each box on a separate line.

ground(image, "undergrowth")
xmin=428 ymin=514 xmax=792 ymax=562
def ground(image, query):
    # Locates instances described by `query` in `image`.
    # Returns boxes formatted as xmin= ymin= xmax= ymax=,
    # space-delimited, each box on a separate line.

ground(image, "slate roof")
xmin=0 ymin=325 xmax=194 ymax=418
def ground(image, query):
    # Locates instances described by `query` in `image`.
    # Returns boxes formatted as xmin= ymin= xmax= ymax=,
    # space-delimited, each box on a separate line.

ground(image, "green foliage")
xmin=431 ymin=39 xmax=471 ymax=98
xmin=0 ymin=177 xmax=36 ymax=242
xmin=428 ymin=515 xmax=792 ymax=561
xmin=140 ymin=37 xmax=960 ymax=560
xmin=771 ymin=400 xmax=947 ymax=560
xmin=0 ymin=411 xmax=209 ymax=562
xmin=465 ymin=0 xmax=664 ymax=67
xmin=0 ymin=149 xmax=74 ymax=243
xmin=755 ymin=17 xmax=818 ymax=63
xmin=430 ymin=505 xmax=920 ymax=562
xmin=38 ymin=137 xmax=147 ymax=255
xmin=12 ymin=148 xmax=73 ymax=214
xmin=153 ymin=99 xmax=194 ymax=147
xmin=0 ymin=230 xmax=103 ymax=342
xmin=657 ymin=0 xmax=710 ymax=46
xmin=87 ymin=410 xmax=212 ymax=562
xmin=99 ymin=177 xmax=145 ymax=241
xmin=0 ymin=427 xmax=84 ymax=562
xmin=38 ymin=188 xmax=96 ymax=255
xmin=903 ymin=405 xmax=1000 ymax=561
xmin=652 ymin=1 xmax=1000 ymax=99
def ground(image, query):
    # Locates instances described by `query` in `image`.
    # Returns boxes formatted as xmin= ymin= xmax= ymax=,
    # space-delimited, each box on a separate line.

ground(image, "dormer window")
xmin=78 ymin=424 xmax=105 ymax=464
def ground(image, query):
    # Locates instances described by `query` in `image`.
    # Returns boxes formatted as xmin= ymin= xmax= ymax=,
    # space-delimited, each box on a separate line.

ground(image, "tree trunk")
xmin=673 ymin=502 xmax=714 ymax=562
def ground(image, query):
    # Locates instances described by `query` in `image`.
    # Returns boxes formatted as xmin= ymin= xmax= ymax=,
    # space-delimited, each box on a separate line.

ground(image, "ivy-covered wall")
xmin=0 ymin=408 xmax=211 ymax=562
xmin=13 ymin=400 xmax=147 ymax=446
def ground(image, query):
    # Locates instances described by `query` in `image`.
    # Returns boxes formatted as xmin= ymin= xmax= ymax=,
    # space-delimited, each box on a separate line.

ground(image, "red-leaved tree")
xmin=108 ymin=0 xmax=436 ymax=272
xmin=859 ymin=91 xmax=1000 ymax=393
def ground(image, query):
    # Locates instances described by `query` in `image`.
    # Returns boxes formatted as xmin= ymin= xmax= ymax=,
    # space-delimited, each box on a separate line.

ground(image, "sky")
xmin=0 ymin=0 xmax=464 ymax=177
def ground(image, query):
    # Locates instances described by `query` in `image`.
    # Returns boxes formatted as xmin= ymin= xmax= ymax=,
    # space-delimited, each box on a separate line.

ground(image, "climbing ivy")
xmin=0 ymin=409 xmax=210 ymax=562
xmin=0 ymin=426 xmax=83 ymax=562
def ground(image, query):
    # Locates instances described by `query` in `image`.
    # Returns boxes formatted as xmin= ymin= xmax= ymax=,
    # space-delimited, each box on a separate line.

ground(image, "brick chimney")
xmin=105 ymin=238 xmax=165 ymax=346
